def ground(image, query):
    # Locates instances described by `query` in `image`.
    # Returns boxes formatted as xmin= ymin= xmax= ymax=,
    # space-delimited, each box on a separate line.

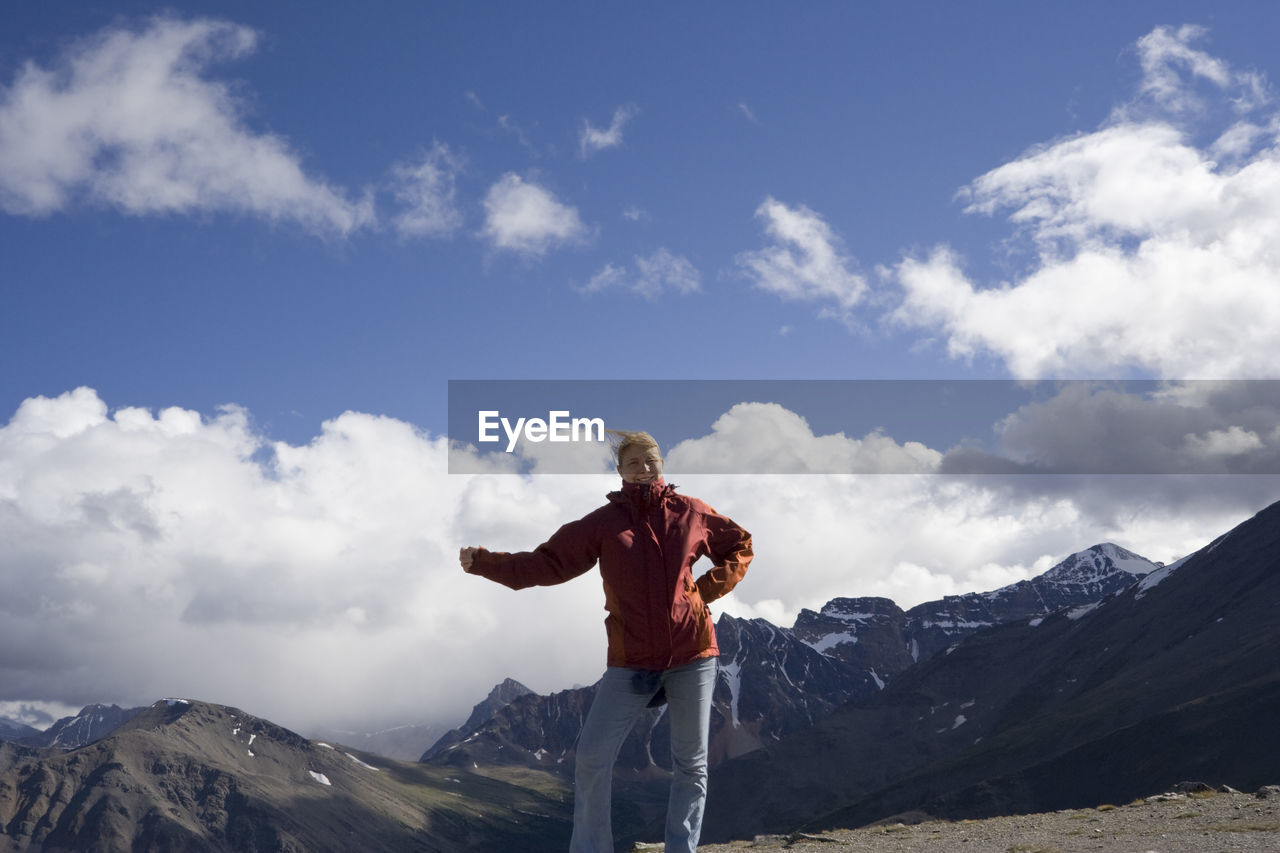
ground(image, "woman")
xmin=459 ymin=430 xmax=752 ymax=853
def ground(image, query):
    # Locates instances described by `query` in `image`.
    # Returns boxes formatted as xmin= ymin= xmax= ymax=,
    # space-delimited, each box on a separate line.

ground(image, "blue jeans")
xmin=569 ymin=657 xmax=718 ymax=853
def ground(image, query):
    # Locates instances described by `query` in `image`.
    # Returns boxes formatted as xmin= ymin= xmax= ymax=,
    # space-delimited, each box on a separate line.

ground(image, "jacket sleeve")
xmin=693 ymin=506 xmax=753 ymax=604
xmin=467 ymin=515 xmax=601 ymax=590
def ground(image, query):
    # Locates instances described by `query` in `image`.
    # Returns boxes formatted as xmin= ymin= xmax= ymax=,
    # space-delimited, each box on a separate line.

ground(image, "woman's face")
xmin=617 ymin=444 xmax=664 ymax=484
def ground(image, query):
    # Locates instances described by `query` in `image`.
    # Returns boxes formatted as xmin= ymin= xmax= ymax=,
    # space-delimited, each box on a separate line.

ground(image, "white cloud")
xmin=0 ymin=17 xmax=372 ymax=235
xmin=390 ymin=142 xmax=463 ymax=239
xmin=1129 ymin=24 xmax=1268 ymax=118
xmin=583 ymin=262 xmax=626 ymax=293
xmin=666 ymin=402 xmax=941 ymax=474
xmin=581 ymin=248 xmax=701 ymax=299
xmin=738 ymin=197 xmax=867 ymax=323
xmin=481 ymin=173 xmax=588 ymax=255
xmin=1182 ymin=425 xmax=1265 ymax=460
xmin=957 ymin=381 xmax=1280 ymax=475
xmin=0 ymin=387 xmax=615 ymax=731
xmin=890 ymin=26 xmax=1280 ymax=379
xmin=579 ymin=104 xmax=637 ymax=157
xmin=1 ymin=388 xmax=1273 ymax=735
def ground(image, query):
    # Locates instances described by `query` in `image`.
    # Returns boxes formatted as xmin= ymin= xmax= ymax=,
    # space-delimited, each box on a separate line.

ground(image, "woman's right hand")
xmin=459 ymin=546 xmax=479 ymax=572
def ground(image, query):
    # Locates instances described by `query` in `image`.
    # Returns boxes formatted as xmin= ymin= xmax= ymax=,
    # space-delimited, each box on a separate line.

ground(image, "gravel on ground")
xmin=678 ymin=788 xmax=1280 ymax=853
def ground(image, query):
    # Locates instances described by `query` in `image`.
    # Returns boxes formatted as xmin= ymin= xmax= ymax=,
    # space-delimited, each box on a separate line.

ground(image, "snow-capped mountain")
xmin=421 ymin=543 xmax=1163 ymax=783
xmin=18 ymin=703 xmax=144 ymax=750
xmin=794 ymin=543 xmax=1161 ymax=678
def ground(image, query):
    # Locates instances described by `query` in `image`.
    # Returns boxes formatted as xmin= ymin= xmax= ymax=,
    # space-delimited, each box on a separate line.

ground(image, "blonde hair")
xmin=606 ymin=429 xmax=661 ymax=465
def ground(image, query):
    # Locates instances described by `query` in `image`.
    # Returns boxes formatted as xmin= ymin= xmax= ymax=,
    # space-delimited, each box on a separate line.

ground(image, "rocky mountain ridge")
xmin=421 ymin=543 xmax=1159 ymax=778
xmin=16 ymin=703 xmax=145 ymax=751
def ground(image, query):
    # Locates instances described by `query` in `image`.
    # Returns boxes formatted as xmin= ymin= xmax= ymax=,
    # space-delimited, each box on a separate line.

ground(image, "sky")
xmin=3 ymin=2 xmax=1280 ymax=734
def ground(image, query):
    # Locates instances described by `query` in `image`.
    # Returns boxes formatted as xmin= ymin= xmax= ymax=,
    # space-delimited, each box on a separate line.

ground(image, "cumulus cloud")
xmin=2 ymin=388 xmax=1276 ymax=736
xmin=0 ymin=16 xmax=372 ymax=235
xmin=389 ymin=142 xmax=464 ymax=239
xmin=0 ymin=387 xmax=616 ymax=731
xmin=889 ymin=25 xmax=1280 ymax=379
xmin=581 ymin=248 xmax=701 ymax=299
xmin=480 ymin=173 xmax=588 ymax=255
xmin=579 ymin=104 xmax=637 ymax=157
xmin=666 ymin=402 xmax=941 ymax=474
xmin=738 ymin=197 xmax=867 ymax=324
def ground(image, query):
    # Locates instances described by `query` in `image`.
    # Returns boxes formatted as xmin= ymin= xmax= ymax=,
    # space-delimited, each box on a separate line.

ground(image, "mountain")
xmin=17 ymin=703 xmax=144 ymax=750
xmin=0 ymin=698 xmax=571 ymax=852
xmin=423 ymin=543 xmax=1157 ymax=779
xmin=422 ymin=618 xmax=880 ymax=778
xmin=700 ymin=502 xmax=1280 ymax=841
xmin=793 ymin=543 xmax=1159 ymax=675
xmin=0 ymin=719 xmax=38 ymax=743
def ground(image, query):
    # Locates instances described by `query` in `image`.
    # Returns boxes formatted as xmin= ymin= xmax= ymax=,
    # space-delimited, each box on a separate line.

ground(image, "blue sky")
xmin=8 ymin=1 xmax=1275 ymax=442
xmin=3 ymin=3 xmax=1280 ymax=732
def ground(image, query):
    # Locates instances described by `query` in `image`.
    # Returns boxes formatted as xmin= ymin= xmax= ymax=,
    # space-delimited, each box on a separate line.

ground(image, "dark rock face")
xmin=461 ymin=677 xmax=535 ymax=733
xmin=425 ymin=684 xmax=595 ymax=773
xmin=792 ymin=596 xmax=913 ymax=674
xmin=710 ymin=616 xmax=880 ymax=764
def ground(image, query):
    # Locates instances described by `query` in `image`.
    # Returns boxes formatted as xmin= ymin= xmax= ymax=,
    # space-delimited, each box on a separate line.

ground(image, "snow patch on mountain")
xmin=721 ymin=660 xmax=743 ymax=728
xmin=1136 ymin=551 xmax=1195 ymax=599
xmin=805 ymin=631 xmax=858 ymax=654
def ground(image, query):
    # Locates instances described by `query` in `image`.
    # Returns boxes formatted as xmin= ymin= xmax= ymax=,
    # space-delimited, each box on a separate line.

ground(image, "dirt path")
xmin=687 ymin=789 xmax=1280 ymax=853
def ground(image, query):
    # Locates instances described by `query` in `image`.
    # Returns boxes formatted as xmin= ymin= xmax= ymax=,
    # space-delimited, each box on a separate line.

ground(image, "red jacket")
xmin=467 ymin=479 xmax=752 ymax=670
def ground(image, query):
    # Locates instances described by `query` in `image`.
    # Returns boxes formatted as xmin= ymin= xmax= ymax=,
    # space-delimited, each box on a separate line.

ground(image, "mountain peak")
xmin=817 ymin=596 xmax=903 ymax=620
xmin=1041 ymin=542 xmax=1161 ymax=587
xmin=19 ymin=702 xmax=144 ymax=750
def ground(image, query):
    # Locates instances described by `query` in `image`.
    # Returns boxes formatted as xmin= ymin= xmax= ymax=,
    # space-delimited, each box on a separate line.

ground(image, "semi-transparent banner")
xmin=447 ymin=380 xmax=1280 ymax=475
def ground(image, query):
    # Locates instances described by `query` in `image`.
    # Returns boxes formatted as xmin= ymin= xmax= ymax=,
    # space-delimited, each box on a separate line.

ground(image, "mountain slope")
xmin=0 ymin=699 xmax=571 ymax=853
xmin=701 ymin=502 xmax=1280 ymax=841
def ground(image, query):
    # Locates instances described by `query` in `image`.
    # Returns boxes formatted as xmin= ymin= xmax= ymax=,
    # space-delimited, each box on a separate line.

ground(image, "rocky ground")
xmin=676 ymin=786 xmax=1280 ymax=853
